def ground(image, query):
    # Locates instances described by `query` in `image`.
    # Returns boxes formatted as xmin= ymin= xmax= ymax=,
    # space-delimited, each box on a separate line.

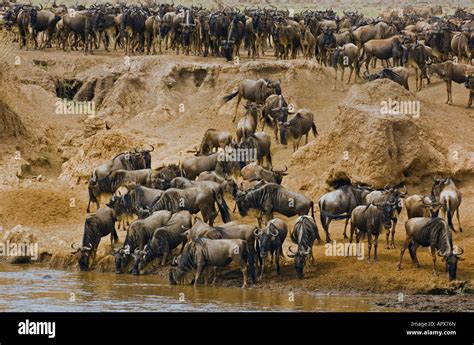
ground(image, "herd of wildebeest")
xmin=0 ymin=2 xmax=473 ymax=105
xmin=63 ymin=72 xmax=465 ymax=288
xmin=0 ymin=3 xmax=469 ymax=287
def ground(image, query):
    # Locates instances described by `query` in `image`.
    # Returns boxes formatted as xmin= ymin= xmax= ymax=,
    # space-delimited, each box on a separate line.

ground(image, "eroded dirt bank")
xmin=0 ymin=48 xmax=473 ymax=309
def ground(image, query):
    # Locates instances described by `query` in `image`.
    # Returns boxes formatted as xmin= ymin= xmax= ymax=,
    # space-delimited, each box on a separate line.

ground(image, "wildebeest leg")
xmin=397 ymin=238 xmax=411 ymax=270
xmin=194 ymin=264 xmax=204 ymax=286
xmin=259 ymin=258 xmax=265 ymax=280
xmin=456 ymin=208 xmax=463 ymax=232
xmin=341 ymin=218 xmax=349 ymax=239
xmin=340 ymin=67 xmax=346 ymax=91
xmin=430 ymin=246 xmax=438 ymax=276
xmin=468 ymin=91 xmax=472 ymax=108
xmin=367 ymin=233 xmax=372 ymax=263
xmin=324 ymin=218 xmax=332 ymax=243
xmin=348 ymin=66 xmax=354 ymax=84
xmin=415 ymin=68 xmax=420 ymax=91
xmin=275 ymin=248 xmax=281 ymax=275
xmin=212 ymin=267 xmax=218 ymax=284
xmin=411 ymin=243 xmax=420 ymax=268
xmin=204 ymin=267 xmax=209 ymax=285
xmin=446 ymin=80 xmax=452 ymax=104
xmin=333 ymin=67 xmax=338 ymax=91
xmin=373 ymin=233 xmax=379 ymax=261
xmin=390 ymin=219 xmax=397 ymax=249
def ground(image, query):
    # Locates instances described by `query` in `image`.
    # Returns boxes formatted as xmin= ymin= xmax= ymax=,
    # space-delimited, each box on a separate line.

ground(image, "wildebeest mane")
xmin=412 ymin=218 xmax=451 ymax=251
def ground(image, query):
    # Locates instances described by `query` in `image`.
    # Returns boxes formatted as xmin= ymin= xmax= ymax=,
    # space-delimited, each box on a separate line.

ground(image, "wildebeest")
xmin=113 ymin=210 xmax=172 ymax=274
xmin=236 ymin=183 xmax=316 ymax=228
xmin=397 ymin=217 xmax=464 ymax=281
xmin=280 ymin=109 xmax=318 ymax=151
xmin=254 ymin=218 xmax=287 ymax=279
xmin=349 ymin=201 xmax=397 ymax=262
xmin=106 ymin=185 xmax=163 ymax=219
xmin=363 ymin=67 xmax=410 ymax=90
xmin=427 ymin=61 xmax=474 ymax=105
xmin=300 ymin=26 xmax=315 ymax=59
xmin=132 ymin=210 xmax=191 ymax=273
xmin=318 ymin=181 xmax=373 ymax=243
xmin=236 ymin=103 xmax=259 ymax=142
xmin=180 ymin=151 xmax=224 ymax=179
xmin=287 ymin=215 xmax=318 ymax=278
xmin=405 ymin=194 xmax=443 ymax=219
xmin=222 ymin=78 xmax=282 ymax=122
xmin=241 ymin=162 xmax=288 ymax=185
xmin=401 ymin=39 xmax=431 ymax=91
xmin=261 ymin=94 xmax=289 ymax=143
xmin=359 ymin=36 xmax=403 ymax=74
xmin=365 ymin=185 xmax=407 ymax=249
xmin=71 ymin=206 xmax=119 ymax=271
xmin=331 ymin=43 xmax=359 ymax=91
xmin=152 ymin=186 xmax=230 ymax=225
xmin=238 ymin=132 xmax=272 ymax=169
xmin=169 ymin=237 xmax=256 ymax=288
xmin=431 ymin=177 xmax=462 ymax=232
xmin=197 ymin=129 xmax=232 ymax=155
xmin=87 ymin=148 xmax=153 ymax=212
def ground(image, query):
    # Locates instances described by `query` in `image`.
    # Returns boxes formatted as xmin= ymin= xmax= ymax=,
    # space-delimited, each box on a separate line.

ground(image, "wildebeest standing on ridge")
xmin=222 ymin=78 xmax=281 ymax=122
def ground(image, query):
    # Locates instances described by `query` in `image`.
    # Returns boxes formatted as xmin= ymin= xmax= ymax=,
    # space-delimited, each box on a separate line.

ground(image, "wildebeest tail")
xmin=311 ymin=122 xmax=318 ymax=137
xmin=213 ymin=190 xmax=231 ymax=223
xmin=222 ymin=90 xmax=238 ymax=103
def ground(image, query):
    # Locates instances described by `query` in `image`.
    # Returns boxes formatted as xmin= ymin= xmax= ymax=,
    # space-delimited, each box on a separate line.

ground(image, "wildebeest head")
xmin=28 ymin=4 xmax=42 ymax=27
xmin=287 ymin=245 xmax=310 ymax=279
xmin=70 ymin=242 xmax=93 ymax=271
xmin=421 ymin=198 xmax=444 ymax=218
xmin=373 ymin=201 xmax=396 ymax=229
xmin=135 ymin=145 xmax=154 ymax=169
xmin=235 ymin=190 xmax=249 ymax=216
xmin=254 ymin=224 xmax=279 ymax=258
xmin=440 ymin=246 xmax=464 ymax=281
xmin=270 ymin=166 xmax=288 ymax=184
xmin=267 ymin=79 xmax=282 ymax=95
xmin=114 ymin=244 xmax=130 ymax=274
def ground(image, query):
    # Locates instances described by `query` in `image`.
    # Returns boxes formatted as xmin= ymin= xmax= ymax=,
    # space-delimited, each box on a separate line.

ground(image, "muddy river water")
xmin=0 ymin=264 xmax=397 ymax=312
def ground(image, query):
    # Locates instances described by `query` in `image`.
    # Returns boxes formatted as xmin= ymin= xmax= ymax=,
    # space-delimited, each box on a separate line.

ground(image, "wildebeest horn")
xmin=384 ymin=183 xmax=391 ymax=191
xmin=288 ymin=245 xmax=297 ymax=254
xmin=38 ymin=3 xmax=43 ymax=10
xmin=171 ymin=256 xmax=179 ymax=266
xmin=270 ymin=226 xmax=279 ymax=237
xmin=70 ymin=242 xmax=79 ymax=250
xmin=253 ymin=228 xmax=260 ymax=236
xmin=148 ymin=145 xmax=154 ymax=152
xmin=283 ymin=165 xmax=288 ymax=172
xmin=124 ymin=244 xmax=130 ymax=254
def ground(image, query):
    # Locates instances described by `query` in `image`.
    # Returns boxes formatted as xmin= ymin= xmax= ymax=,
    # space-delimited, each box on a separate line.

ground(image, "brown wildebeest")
xmin=397 ymin=217 xmax=464 ymax=281
xmin=404 ymin=195 xmax=443 ymax=219
xmin=431 ymin=177 xmax=463 ymax=232
xmin=300 ymin=26 xmax=315 ymax=59
xmin=401 ymin=39 xmax=432 ymax=91
xmin=451 ymin=31 xmax=472 ymax=64
xmin=241 ymin=162 xmax=288 ymax=185
xmin=331 ymin=43 xmax=359 ymax=91
xmin=236 ymin=103 xmax=259 ymax=143
xmin=222 ymin=79 xmax=281 ymax=122
xmin=427 ymin=61 xmax=474 ymax=105
xmin=359 ymin=36 xmax=403 ymax=74
xmin=261 ymin=94 xmax=290 ymax=143
xmin=197 ymin=129 xmax=232 ymax=155
xmin=280 ymin=109 xmax=318 ymax=152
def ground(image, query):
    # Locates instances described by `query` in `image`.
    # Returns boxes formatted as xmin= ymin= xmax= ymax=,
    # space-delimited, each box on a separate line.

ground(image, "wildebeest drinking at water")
xmin=397 ymin=217 xmax=464 ymax=281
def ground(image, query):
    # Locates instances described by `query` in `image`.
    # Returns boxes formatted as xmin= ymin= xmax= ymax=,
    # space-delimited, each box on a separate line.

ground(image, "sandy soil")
xmin=0 ymin=42 xmax=473 ymax=307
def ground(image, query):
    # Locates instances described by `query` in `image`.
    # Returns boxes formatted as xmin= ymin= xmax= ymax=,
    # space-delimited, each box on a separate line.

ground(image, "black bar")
xmin=0 ymin=312 xmax=472 ymax=345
